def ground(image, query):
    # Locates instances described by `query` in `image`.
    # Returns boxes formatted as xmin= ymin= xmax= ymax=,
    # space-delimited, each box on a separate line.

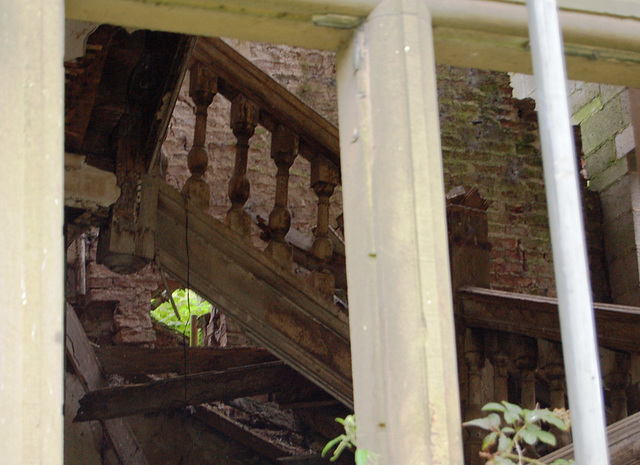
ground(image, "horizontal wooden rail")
xmin=192 ymin=37 xmax=341 ymax=172
xmin=94 ymin=346 xmax=277 ymax=375
xmin=459 ymin=286 xmax=640 ymax=353
xmin=541 ymin=410 xmax=640 ymax=465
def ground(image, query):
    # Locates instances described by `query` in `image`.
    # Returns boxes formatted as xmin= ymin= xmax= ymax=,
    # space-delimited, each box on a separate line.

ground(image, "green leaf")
xmin=502 ymin=402 xmax=523 ymax=424
xmin=500 ymin=427 xmax=515 ymax=434
xmin=482 ymin=431 xmax=498 ymax=451
xmin=482 ymin=402 xmax=507 ymax=413
xmin=355 ymin=449 xmax=368 ymax=465
xmin=519 ymin=426 xmax=538 ymax=445
xmin=494 ymin=456 xmax=517 ymax=465
xmin=497 ymin=433 xmax=511 ymax=452
xmin=551 ymin=460 xmax=575 ymax=465
xmin=464 ymin=413 xmax=501 ymax=431
xmin=536 ymin=430 xmax=557 ymax=446
xmin=321 ymin=436 xmax=343 ymax=457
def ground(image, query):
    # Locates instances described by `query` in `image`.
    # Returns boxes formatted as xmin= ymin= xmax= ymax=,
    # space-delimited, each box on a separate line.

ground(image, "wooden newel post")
xmin=513 ymin=335 xmax=538 ymax=410
xmin=541 ymin=340 xmax=571 ymax=447
xmin=183 ymin=63 xmax=216 ymax=212
xmin=308 ymin=156 xmax=339 ymax=299
xmin=265 ymin=125 xmax=297 ymax=268
xmin=226 ymin=94 xmax=258 ymax=239
xmin=604 ymin=352 xmax=630 ymax=422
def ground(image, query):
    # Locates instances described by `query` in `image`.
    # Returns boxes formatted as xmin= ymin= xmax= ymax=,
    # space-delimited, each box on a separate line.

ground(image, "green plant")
xmin=463 ymin=401 xmax=574 ymax=465
xmin=322 ymin=415 xmax=376 ymax=465
xmin=151 ymin=289 xmax=212 ymax=344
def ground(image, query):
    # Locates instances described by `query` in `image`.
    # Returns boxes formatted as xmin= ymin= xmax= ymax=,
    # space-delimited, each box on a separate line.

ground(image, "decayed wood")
xmin=65 ymin=304 xmax=150 ymax=465
xmin=193 ymin=405 xmax=289 ymax=462
xmin=75 ymin=362 xmax=296 ymax=422
xmin=192 ymin=37 xmax=340 ymax=171
xmin=142 ymin=177 xmax=353 ymax=407
xmin=541 ymin=410 xmax=640 ymax=465
xmin=460 ymin=286 xmax=640 ymax=353
xmin=95 ymin=346 xmax=277 ymax=376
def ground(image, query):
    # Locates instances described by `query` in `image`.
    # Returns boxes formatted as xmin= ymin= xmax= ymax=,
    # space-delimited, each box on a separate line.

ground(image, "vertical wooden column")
xmin=1 ymin=1 xmax=64 ymax=464
xmin=464 ymin=329 xmax=486 ymax=465
xmin=604 ymin=352 xmax=630 ymax=423
xmin=514 ymin=336 xmax=538 ymax=410
xmin=542 ymin=340 xmax=571 ymax=447
xmin=487 ymin=331 xmax=510 ymax=402
xmin=336 ymin=0 xmax=464 ymax=463
xmin=183 ymin=63 xmax=217 ymax=212
xmin=264 ymin=125 xmax=297 ymax=268
xmin=308 ymin=157 xmax=339 ymax=299
xmin=226 ymin=94 xmax=258 ymax=239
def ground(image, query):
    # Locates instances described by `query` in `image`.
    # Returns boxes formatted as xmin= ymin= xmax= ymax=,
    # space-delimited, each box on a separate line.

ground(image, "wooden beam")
xmin=94 ymin=346 xmax=277 ymax=375
xmin=459 ymin=287 xmax=640 ymax=353
xmin=192 ymin=405 xmax=290 ymax=462
xmin=74 ymin=361 xmax=296 ymax=421
xmin=139 ymin=177 xmax=353 ymax=407
xmin=66 ymin=304 xmax=150 ymax=465
xmin=68 ymin=0 xmax=640 ymax=86
xmin=336 ymin=2 xmax=464 ymax=464
xmin=193 ymin=37 xmax=340 ymax=171
xmin=541 ymin=410 xmax=640 ymax=465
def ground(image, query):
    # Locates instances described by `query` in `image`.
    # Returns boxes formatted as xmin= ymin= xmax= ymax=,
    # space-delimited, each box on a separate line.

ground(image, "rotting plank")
xmin=459 ymin=286 xmax=640 ymax=353
xmin=94 ymin=346 xmax=277 ymax=375
xmin=75 ymin=362 xmax=297 ymax=421
xmin=140 ymin=177 xmax=353 ymax=408
xmin=65 ymin=304 xmax=150 ymax=465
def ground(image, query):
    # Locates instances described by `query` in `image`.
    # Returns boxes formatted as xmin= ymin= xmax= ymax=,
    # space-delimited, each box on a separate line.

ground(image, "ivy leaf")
xmin=501 ymin=427 xmax=515 ymax=435
xmin=483 ymin=402 xmax=507 ymax=413
xmin=482 ymin=431 xmax=498 ymax=451
xmin=536 ymin=430 xmax=557 ymax=446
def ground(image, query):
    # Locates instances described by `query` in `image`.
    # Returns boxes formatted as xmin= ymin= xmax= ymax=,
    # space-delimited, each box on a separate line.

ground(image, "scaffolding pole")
xmin=526 ymin=0 xmax=610 ymax=464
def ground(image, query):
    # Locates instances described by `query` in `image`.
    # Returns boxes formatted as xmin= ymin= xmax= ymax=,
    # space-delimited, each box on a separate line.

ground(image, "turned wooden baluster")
xmin=226 ymin=94 xmax=259 ymax=239
xmin=605 ymin=352 xmax=630 ymax=422
xmin=487 ymin=331 xmax=510 ymax=402
xmin=308 ymin=156 xmax=339 ymax=299
xmin=264 ymin=125 xmax=297 ymax=268
xmin=542 ymin=340 xmax=571 ymax=447
xmin=464 ymin=328 xmax=486 ymax=465
xmin=183 ymin=63 xmax=217 ymax=212
xmin=513 ymin=335 xmax=538 ymax=409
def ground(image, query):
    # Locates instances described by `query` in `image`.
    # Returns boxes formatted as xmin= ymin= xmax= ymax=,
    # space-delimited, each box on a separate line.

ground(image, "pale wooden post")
xmin=336 ymin=0 xmax=464 ymax=463
xmin=0 ymin=1 xmax=64 ymax=464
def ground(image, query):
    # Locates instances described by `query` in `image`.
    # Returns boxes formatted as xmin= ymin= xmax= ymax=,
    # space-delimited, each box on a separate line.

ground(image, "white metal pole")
xmin=526 ymin=1 xmax=610 ymax=464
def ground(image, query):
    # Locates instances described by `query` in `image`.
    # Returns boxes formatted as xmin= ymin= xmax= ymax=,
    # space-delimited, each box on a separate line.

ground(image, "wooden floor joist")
xmin=75 ymin=362 xmax=298 ymax=422
xmin=65 ymin=304 xmax=150 ymax=465
xmin=94 ymin=346 xmax=277 ymax=375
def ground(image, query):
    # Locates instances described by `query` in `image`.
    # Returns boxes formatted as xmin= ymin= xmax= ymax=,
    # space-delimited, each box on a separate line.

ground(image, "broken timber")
xmin=115 ymin=176 xmax=352 ymax=407
xmin=75 ymin=361 xmax=296 ymax=422
xmin=95 ymin=346 xmax=277 ymax=375
xmin=65 ymin=304 xmax=149 ymax=465
xmin=459 ymin=286 xmax=640 ymax=353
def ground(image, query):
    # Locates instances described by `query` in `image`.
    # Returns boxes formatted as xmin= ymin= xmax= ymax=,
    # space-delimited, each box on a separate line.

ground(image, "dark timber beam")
xmin=459 ymin=287 xmax=640 ymax=353
xmin=128 ymin=176 xmax=353 ymax=407
xmin=65 ymin=304 xmax=150 ymax=465
xmin=94 ymin=346 xmax=277 ymax=375
xmin=75 ymin=362 xmax=297 ymax=421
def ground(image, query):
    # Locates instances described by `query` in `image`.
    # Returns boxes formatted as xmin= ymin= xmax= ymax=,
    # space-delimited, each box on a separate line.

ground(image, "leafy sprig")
xmin=463 ymin=401 xmax=573 ymax=465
